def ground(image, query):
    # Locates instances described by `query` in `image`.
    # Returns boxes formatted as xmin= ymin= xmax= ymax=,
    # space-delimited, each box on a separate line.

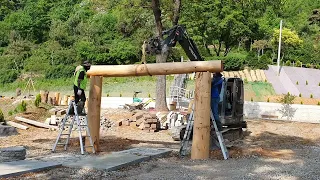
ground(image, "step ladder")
xmin=179 ymin=105 xmax=229 ymax=160
xmin=52 ymin=100 xmax=95 ymax=155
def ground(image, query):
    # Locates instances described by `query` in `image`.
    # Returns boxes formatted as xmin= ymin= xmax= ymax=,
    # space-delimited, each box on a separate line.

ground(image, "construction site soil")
xmin=1 ymin=99 xmax=320 ymax=179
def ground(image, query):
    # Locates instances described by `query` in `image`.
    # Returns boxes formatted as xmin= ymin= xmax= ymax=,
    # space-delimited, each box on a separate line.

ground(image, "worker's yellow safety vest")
xmin=74 ymin=66 xmax=87 ymax=90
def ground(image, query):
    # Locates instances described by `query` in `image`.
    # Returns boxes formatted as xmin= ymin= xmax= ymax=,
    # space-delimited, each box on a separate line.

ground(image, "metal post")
xmin=277 ymin=20 xmax=283 ymax=76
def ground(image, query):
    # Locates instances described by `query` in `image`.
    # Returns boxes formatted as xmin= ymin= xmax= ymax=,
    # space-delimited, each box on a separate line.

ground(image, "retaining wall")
xmin=244 ymin=101 xmax=320 ymax=123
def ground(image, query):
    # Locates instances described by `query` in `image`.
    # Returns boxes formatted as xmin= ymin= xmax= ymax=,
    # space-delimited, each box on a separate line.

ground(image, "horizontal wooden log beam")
xmin=87 ymin=60 xmax=223 ymax=77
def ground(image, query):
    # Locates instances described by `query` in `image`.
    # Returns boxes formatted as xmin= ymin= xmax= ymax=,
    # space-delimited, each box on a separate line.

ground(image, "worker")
xmin=73 ymin=60 xmax=91 ymax=114
xmin=211 ymin=72 xmax=223 ymax=131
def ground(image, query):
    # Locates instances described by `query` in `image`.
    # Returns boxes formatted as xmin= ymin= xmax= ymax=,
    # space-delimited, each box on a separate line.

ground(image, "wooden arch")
xmin=86 ymin=60 xmax=223 ymax=160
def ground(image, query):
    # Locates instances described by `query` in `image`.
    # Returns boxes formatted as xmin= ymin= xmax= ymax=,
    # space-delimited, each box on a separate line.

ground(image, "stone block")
xmin=0 ymin=146 xmax=26 ymax=163
xmin=0 ymin=125 xmax=18 ymax=137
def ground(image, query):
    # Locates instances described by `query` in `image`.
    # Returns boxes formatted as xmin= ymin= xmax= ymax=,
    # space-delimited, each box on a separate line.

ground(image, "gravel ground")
xmin=1 ymin=108 xmax=320 ymax=179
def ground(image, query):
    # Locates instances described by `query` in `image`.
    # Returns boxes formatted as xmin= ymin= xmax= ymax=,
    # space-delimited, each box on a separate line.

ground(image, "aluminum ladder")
xmin=179 ymin=105 xmax=229 ymax=160
xmin=52 ymin=100 xmax=95 ymax=154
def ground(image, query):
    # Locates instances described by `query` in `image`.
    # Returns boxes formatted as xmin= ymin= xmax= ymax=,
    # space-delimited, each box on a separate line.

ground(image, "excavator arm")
xmin=145 ymin=25 xmax=204 ymax=61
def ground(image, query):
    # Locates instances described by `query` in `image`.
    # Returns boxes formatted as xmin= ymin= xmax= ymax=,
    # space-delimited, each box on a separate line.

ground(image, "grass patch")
xmin=251 ymin=82 xmax=276 ymax=97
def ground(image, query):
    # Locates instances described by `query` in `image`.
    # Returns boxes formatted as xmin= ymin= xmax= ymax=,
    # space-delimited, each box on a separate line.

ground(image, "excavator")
xmin=145 ymin=25 xmax=247 ymax=142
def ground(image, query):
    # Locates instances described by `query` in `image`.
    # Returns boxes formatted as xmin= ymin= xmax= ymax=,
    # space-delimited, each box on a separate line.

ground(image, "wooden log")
xmin=87 ymin=76 xmax=103 ymax=152
xmin=191 ymin=72 xmax=211 ymax=160
xmin=54 ymin=92 xmax=60 ymax=105
xmin=40 ymin=90 xmax=49 ymax=103
xmin=87 ymin=61 xmax=223 ymax=77
xmin=15 ymin=117 xmax=58 ymax=129
xmin=6 ymin=121 xmax=29 ymax=130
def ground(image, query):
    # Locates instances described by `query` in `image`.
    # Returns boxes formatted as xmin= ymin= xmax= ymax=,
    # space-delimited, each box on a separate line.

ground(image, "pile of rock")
xmin=100 ymin=117 xmax=115 ymax=131
xmin=119 ymin=110 xmax=161 ymax=132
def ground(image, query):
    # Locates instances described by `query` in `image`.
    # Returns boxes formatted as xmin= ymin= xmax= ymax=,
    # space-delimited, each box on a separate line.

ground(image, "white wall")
xmin=244 ymin=101 xmax=320 ymax=123
xmin=100 ymin=97 xmax=320 ymax=124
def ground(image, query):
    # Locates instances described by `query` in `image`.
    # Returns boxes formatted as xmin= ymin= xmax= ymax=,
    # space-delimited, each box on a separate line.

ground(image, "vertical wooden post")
xmin=87 ymin=76 xmax=103 ymax=152
xmin=191 ymin=71 xmax=211 ymax=160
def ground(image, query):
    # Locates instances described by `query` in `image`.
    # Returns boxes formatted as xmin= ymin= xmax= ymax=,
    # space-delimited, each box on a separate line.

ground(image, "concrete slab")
xmin=0 ymin=160 xmax=62 ymax=178
xmin=65 ymin=148 xmax=172 ymax=171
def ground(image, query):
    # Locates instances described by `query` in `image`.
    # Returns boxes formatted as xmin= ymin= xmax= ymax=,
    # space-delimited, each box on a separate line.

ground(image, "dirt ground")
xmin=1 ymin=99 xmax=320 ymax=179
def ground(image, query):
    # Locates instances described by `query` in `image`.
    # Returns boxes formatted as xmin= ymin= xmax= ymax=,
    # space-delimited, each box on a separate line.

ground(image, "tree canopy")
xmin=0 ymin=0 xmax=320 ymax=84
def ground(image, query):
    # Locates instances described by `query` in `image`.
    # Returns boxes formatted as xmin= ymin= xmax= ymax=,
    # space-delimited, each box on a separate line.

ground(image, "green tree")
xmin=271 ymin=28 xmax=303 ymax=61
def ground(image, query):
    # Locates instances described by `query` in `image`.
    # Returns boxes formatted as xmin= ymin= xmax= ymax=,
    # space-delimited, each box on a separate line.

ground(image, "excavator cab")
xmin=220 ymin=77 xmax=246 ymax=129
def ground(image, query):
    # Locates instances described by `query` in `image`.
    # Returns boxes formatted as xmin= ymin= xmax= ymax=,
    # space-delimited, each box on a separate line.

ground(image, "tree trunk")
xmin=152 ymin=0 xmax=169 ymax=111
xmin=172 ymin=0 xmax=181 ymax=26
xmin=214 ymin=42 xmax=222 ymax=56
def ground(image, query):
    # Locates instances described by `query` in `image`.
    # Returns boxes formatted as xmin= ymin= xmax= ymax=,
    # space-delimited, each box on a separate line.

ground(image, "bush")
xmin=285 ymin=60 xmax=291 ymax=66
xmin=310 ymin=94 xmax=313 ymax=98
xmin=318 ymin=102 xmax=320 ymax=106
xmin=295 ymin=61 xmax=302 ymax=67
xmin=107 ymin=93 xmax=109 ymax=97
xmin=0 ymin=109 xmax=4 ymax=123
xmin=0 ymin=70 xmax=19 ymax=84
xmin=222 ymin=55 xmax=245 ymax=71
xmin=296 ymin=81 xmax=299 ymax=85
xmin=301 ymin=101 xmax=303 ymax=104
xmin=34 ymin=94 xmax=41 ymax=107
xmin=148 ymin=93 xmax=151 ymax=98
xmin=299 ymin=93 xmax=302 ymax=97
xmin=306 ymin=81 xmax=308 ymax=85
xmin=278 ymin=92 xmax=295 ymax=104
xmin=15 ymin=101 xmax=27 ymax=113
xmin=267 ymin=98 xmax=270 ymax=102
xmin=244 ymin=78 xmax=248 ymax=84
xmin=316 ymin=64 xmax=320 ymax=69
xmin=45 ymin=65 xmax=76 ymax=79
xmin=250 ymin=97 xmax=253 ymax=102
xmin=120 ymin=93 xmax=122 ymax=97
xmin=306 ymin=63 xmax=312 ymax=68
xmin=246 ymin=52 xmax=270 ymax=70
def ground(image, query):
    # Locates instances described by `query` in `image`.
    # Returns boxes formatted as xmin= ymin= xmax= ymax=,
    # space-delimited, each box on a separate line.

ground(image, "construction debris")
xmin=118 ymin=110 xmax=161 ymax=132
xmin=6 ymin=121 xmax=29 ymax=130
xmin=100 ymin=117 xmax=115 ymax=130
xmin=15 ymin=117 xmax=58 ymax=130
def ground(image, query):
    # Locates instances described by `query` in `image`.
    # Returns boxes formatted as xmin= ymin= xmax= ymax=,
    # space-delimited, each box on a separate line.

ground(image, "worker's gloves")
xmin=77 ymin=89 xmax=82 ymax=96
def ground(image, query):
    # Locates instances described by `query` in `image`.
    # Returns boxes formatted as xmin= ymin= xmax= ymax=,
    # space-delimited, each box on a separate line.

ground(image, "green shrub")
xmin=306 ymin=63 xmax=312 ymax=68
xmin=301 ymin=101 xmax=303 ymax=104
xmin=317 ymin=102 xmax=320 ymax=106
xmin=120 ymin=93 xmax=122 ymax=97
xmin=0 ymin=109 xmax=4 ymax=123
xmin=45 ymin=65 xmax=76 ymax=79
xmin=250 ymin=97 xmax=253 ymax=102
xmin=278 ymin=93 xmax=295 ymax=104
xmin=285 ymin=60 xmax=291 ymax=66
xmin=34 ymin=94 xmax=41 ymax=107
xmin=15 ymin=101 xmax=27 ymax=113
xmin=246 ymin=52 xmax=270 ymax=70
xmin=8 ymin=111 xmax=13 ymax=116
xmin=107 ymin=93 xmax=109 ymax=97
xmin=244 ymin=78 xmax=248 ymax=84
xmin=0 ymin=70 xmax=19 ymax=84
xmin=295 ymin=61 xmax=302 ymax=67
xmin=296 ymin=81 xmax=299 ymax=85
xmin=306 ymin=81 xmax=308 ymax=85
xmin=299 ymin=93 xmax=302 ymax=97
xmin=316 ymin=64 xmax=320 ymax=69
xmin=148 ymin=93 xmax=151 ymax=98
xmin=310 ymin=94 xmax=313 ymax=98
xmin=222 ymin=54 xmax=246 ymax=71
xmin=318 ymin=82 xmax=320 ymax=86
xmin=267 ymin=98 xmax=270 ymax=102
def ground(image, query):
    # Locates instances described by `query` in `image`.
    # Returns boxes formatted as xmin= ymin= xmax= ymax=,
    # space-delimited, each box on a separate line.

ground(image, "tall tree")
xmin=152 ymin=0 xmax=181 ymax=111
